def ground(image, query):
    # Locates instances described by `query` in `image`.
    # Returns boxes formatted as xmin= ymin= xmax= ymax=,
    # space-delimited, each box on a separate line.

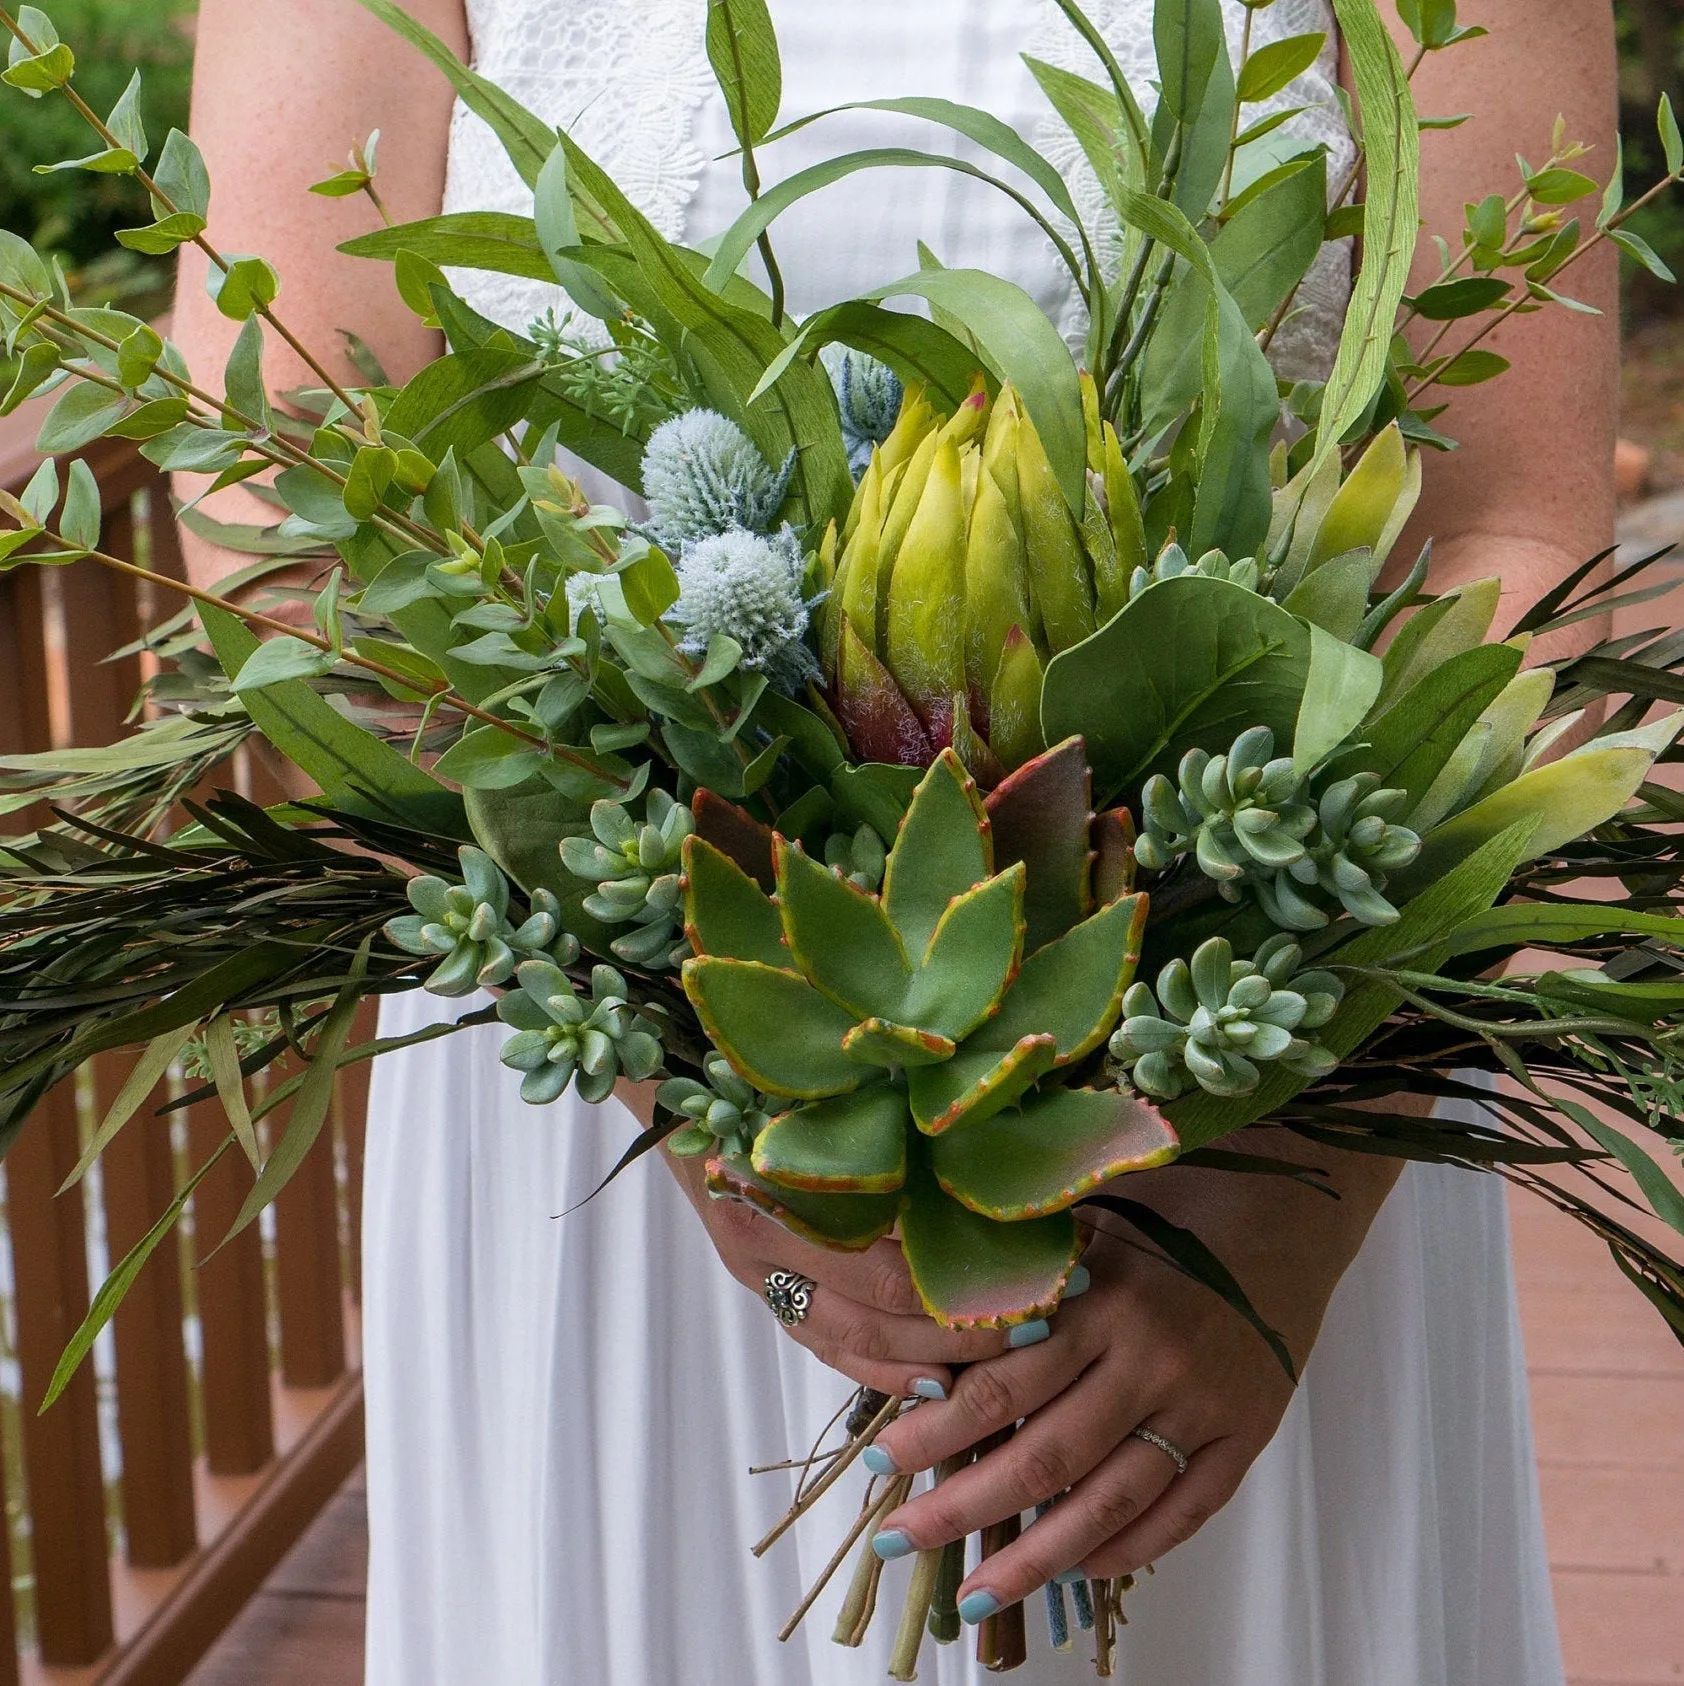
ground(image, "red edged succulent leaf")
xmin=693 ymin=789 xmax=776 ymax=890
xmin=773 ymin=835 xmax=911 ymax=1020
xmin=882 ymin=749 xmax=993 ymax=961
xmin=836 ymin=618 xmax=936 ymax=769
xmin=970 ymin=892 xmax=1148 ymax=1066
xmin=907 ymin=1033 xmax=1059 ymax=1135
xmin=1092 ymin=806 xmax=1137 ymax=905
xmin=842 ymin=1018 xmax=957 ymax=1069
xmin=984 ymin=735 xmax=1094 ymax=951
xmin=706 ymin=1155 xmax=900 ymax=1251
xmin=898 ymin=1161 xmax=1082 ymax=1330
xmin=930 ymin=1086 xmax=1179 ymax=1220
xmin=683 ymin=958 xmax=863 ymax=1099
xmin=751 ymin=1085 xmax=910 ymax=1194
xmin=900 ymin=863 xmax=1026 ymax=1042
xmin=682 ymin=835 xmax=787 ymax=967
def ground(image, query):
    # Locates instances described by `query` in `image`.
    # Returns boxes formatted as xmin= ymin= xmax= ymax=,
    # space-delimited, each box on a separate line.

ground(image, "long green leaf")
xmin=748 ymin=300 xmax=984 ymax=411
xmin=1556 ymin=1098 xmax=1684 ymax=1240
xmin=340 ymin=212 xmax=552 ymax=281
xmin=42 ymin=1137 xmax=234 ymax=1411
xmin=1154 ymin=0 xmax=1227 ymax=123
xmin=1293 ymin=624 xmax=1384 ymax=776
xmin=867 ymin=268 xmax=1086 ymax=513
xmin=60 ymin=1022 xmax=199 ymax=1191
xmin=1311 ymin=0 xmax=1420 ymax=470
xmin=200 ymin=603 xmax=469 ymax=839
xmin=707 ymin=0 xmax=782 ymax=150
xmin=1448 ymin=903 xmax=1684 ymax=957
xmin=205 ymin=1014 xmax=261 ymax=1167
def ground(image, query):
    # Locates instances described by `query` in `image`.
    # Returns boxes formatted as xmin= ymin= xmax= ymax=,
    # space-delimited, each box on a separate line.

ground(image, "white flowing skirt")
xmin=362 ymin=991 xmax=1567 ymax=1686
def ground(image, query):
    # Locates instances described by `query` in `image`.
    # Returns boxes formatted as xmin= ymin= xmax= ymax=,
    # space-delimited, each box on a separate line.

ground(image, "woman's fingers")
xmin=871 ymin=1319 xmax=1092 ymax=1476
xmin=945 ymin=1431 xmax=1198 ymax=1616
xmin=872 ymin=1367 xmax=1145 ymax=1547
xmin=781 ymin=1282 xmax=1008 ymax=1394
xmin=1081 ymin=1444 xmax=1248 ymax=1582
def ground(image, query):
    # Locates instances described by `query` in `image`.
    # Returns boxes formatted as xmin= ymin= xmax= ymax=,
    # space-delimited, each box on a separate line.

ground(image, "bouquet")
xmin=2 ymin=0 xmax=1683 ymax=1673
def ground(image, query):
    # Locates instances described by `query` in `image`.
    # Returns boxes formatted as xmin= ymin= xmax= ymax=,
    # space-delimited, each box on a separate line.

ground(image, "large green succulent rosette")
xmin=680 ymin=743 xmax=1177 ymax=1330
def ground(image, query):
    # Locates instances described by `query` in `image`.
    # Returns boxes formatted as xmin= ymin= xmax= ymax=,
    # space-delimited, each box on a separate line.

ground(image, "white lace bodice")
xmin=442 ymin=0 xmax=1353 ymax=374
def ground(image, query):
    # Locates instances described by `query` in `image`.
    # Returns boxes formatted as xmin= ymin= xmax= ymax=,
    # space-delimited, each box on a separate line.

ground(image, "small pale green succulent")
xmin=560 ymin=790 xmax=695 ymax=968
xmin=385 ymin=846 xmax=580 ymax=997
xmin=822 ymin=823 xmax=887 ymax=892
xmin=1128 ymin=541 xmax=1267 ymax=604
xmin=1111 ymin=934 xmax=1344 ymax=1100
xmin=658 ymin=1053 xmax=775 ymax=1159
xmin=1135 ymin=728 xmax=1316 ymax=882
xmin=1252 ymin=774 xmax=1421 ymax=931
xmin=497 ymin=960 xmax=665 ymax=1105
xmin=682 ymin=742 xmax=1178 ymax=1330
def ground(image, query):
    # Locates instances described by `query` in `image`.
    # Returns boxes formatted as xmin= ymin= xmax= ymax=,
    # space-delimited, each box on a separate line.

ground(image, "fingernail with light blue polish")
xmin=958 ymin=1590 xmax=1001 ymax=1625
xmin=911 ymin=1377 xmax=948 ymax=1402
xmin=1054 ymin=1565 xmax=1089 ymax=1587
xmin=1007 ymin=1318 xmax=1051 ymax=1349
xmin=871 ymin=1529 xmax=915 ymax=1562
xmin=1064 ymin=1265 xmax=1092 ymax=1300
xmin=861 ymin=1444 xmax=898 ymax=1476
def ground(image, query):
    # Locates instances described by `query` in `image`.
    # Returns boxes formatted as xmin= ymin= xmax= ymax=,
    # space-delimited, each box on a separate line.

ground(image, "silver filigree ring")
xmin=764 ymin=1269 xmax=817 ymax=1327
xmin=1129 ymin=1425 xmax=1190 ymax=1476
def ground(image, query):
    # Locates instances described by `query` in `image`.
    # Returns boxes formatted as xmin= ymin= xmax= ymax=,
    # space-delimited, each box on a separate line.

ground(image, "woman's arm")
xmin=864 ymin=0 xmax=1621 ymax=1612
xmin=173 ymin=0 xmax=468 ymax=590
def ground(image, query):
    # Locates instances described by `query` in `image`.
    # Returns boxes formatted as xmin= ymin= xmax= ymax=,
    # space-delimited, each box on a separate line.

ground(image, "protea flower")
xmin=820 ymin=381 xmax=1142 ymax=785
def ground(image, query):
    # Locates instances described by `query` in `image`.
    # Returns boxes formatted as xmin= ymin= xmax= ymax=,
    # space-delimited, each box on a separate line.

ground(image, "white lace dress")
xmin=362 ymin=5 xmax=1568 ymax=1682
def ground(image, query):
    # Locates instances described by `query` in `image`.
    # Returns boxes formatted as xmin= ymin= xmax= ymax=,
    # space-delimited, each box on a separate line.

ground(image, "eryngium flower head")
xmin=1110 ymin=934 xmax=1343 ymax=1099
xmin=673 ymin=526 xmax=818 ymax=694
xmin=823 ymin=346 xmax=904 ymax=478
xmin=385 ymin=845 xmax=580 ymax=996
xmin=640 ymin=408 xmax=793 ymax=547
xmin=497 ymin=961 xmax=665 ymax=1105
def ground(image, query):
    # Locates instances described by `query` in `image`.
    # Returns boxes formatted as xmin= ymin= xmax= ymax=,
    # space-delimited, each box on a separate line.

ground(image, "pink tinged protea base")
xmin=835 ymin=619 xmax=937 ymax=769
xmin=984 ymin=735 xmax=1095 ymax=953
xmin=751 ymin=1085 xmax=910 ymax=1194
xmin=930 ymin=1087 xmax=1180 ymax=1221
xmin=898 ymin=1164 xmax=1082 ymax=1330
xmin=907 ymin=1034 xmax=1059 ymax=1136
xmin=706 ymin=1155 xmax=900 ymax=1251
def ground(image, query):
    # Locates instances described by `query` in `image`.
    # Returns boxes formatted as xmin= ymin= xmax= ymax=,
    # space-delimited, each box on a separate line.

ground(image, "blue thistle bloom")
xmin=822 ymin=347 xmax=904 ymax=478
xmin=640 ymin=409 xmax=794 ymax=548
xmin=673 ymin=527 xmax=818 ymax=695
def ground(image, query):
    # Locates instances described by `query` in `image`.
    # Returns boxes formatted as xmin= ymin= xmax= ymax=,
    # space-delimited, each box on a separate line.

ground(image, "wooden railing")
xmin=0 ymin=407 xmax=366 ymax=1685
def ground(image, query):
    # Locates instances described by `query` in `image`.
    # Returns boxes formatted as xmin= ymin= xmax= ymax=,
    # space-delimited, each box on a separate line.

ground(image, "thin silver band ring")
xmin=1129 ymin=1425 xmax=1190 ymax=1476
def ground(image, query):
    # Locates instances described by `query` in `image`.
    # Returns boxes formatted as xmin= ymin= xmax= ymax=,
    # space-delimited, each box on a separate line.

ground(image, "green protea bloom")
xmin=560 ymin=791 xmax=695 ymax=969
xmin=1111 ymin=934 xmax=1344 ymax=1100
xmin=822 ymin=823 xmax=887 ymax=892
xmin=497 ymin=961 xmax=665 ymax=1105
xmin=1135 ymin=728 xmax=1316 ymax=882
xmin=1126 ymin=540 xmax=1268 ymax=604
xmin=682 ymin=742 xmax=1178 ymax=1331
xmin=639 ymin=409 xmax=794 ymax=549
xmin=1254 ymin=774 xmax=1422 ymax=931
xmin=385 ymin=846 xmax=580 ymax=997
xmin=658 ymin=1053 xmax=775 ymax=1159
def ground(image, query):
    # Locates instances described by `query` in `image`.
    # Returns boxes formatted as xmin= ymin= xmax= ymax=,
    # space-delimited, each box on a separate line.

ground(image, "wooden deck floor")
xmin=182 ymin=1188 xmax=1684 ymax=1686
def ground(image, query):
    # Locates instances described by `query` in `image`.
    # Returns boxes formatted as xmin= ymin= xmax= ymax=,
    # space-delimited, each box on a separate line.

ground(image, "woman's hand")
xmin=663 ymin=1147 xmax=1017 ymax=1398
xmin=863 ymin=1130 xmax=1403 ymax=1616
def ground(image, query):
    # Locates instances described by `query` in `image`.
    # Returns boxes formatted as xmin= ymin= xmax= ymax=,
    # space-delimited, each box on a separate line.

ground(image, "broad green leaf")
xmin=901 ymin=866 xmax=1027 ymax=1042
xmin=706 ymin=0 xmax=782 ymax=149
xmin=1612 ymin=229 xmax=1677 ymax=284
xmin=58 ymin=458 xmax=101 ymax=552
xmin=534 ymin=146 xmax=624 ymax=322
xmin=2 ymin=40 xmax=73 ymax=95
xmin=36 ymin=382 xmax=126 ymax=453
xmin=1406 ymin=276 xmax=1509 ymax=320
xmin=1 ymin=341 xmax=60 ymax=414
xmin=1662 ymin=94 xmax=1683 ymax=180
xmin=152 ymin=129 xmax=211 ymax=219
xmin=682 ymin=835 xmax=787 ymax=967
xmin=1022 ymin=57 xmax=1147 ymax=226
xmin=776 ymin=837 xmax=912 ymax=1020
xmin=1155 ymin=0 xmax=1227 ymax=123
xmin=881 ymin=751 xmax=992 ymax=962
xmin=116 ymin=212 xmax=206 ymax=256
xmin=201 ymin=602 xmax=469 ymax=837
xmin=34 ymin=145 xmax=140 ymax=177
xmin=105 ymin=70 xmax=148 ymax=162
xmin=705 ymin=1156 xmax=900 ymax=1250
xmin=1437 ymin=349 xmax=1510 ymax=387
xmin=1311 ymin=0 xmax=1419 ymax=475
xmin=208 ymin=255 xmax=279 ymax=322
xmin=1524 ymin=167 xmax=1598 ymax=206
xmin=223 ymin=315 xmax=269 ymax=428
xmin=341 ymin=212 xmax=551 ymax=281
xmin=1191 ymin=283 xmax=1280 ymax=560
xmin=868 ymin=268 xmax=1086 ymax=514
xmin=0 ymin=226 xmax=51 ymax=298
xmin=230 ymin=634 xmax=337 ymax=691
xmin=683 ymin=958 xmax=863 ymax=1099
xmin=18 ymin=457 xmax=57 ymax=524
xmin=753 ymin=1086 xmax=908 ymax=1194
xmin=1293 ymin=623 xmax=1383 ymax=776
xmin=1042 ymin=575 xmax=1312 ymax=799
xmin=117 ymin=322 xmax=164 ymax=390
xmin=1236 ymin=32 xmax=1326 ymax=103
xmin=384 ymin=347 xmax=543 ymax=461
xmin=431 ymin=722 xmax=548 ymax=789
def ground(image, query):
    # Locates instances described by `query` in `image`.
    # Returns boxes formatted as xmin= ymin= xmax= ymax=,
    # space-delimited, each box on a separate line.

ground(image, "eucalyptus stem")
xmin=0 ymin=5 xmax=362 ymax=417
xmin=1216 ymin=7 xmax=1256 ymax=215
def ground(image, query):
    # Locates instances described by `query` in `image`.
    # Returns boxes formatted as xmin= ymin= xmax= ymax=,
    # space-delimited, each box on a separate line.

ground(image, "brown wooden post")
xmin=97 ymin=1063 xmax=198 ymax=1569
xmin=0 ymin=1430 xmax=21 ymax=1686
xmin=271 ymin=1052 xmax=348 ymax=1390
xmin=8 ymin=1085 xmax=115 ymax=1665
xmin=188 ymin=1097 xmax=275 ymax=1476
